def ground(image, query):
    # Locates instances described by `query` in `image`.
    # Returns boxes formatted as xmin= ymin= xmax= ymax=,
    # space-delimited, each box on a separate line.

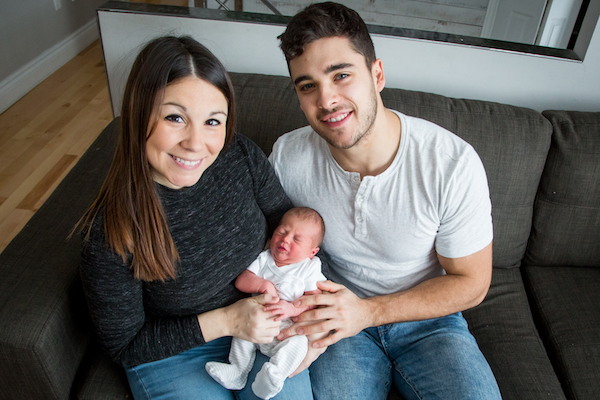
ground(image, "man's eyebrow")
xmin=294 ymin=75 xmax=311 ymax=86
xmin=293 ymin=63 xmax=355 ymax=86
xmin=325 ymin=62 xmax=354 ymax=74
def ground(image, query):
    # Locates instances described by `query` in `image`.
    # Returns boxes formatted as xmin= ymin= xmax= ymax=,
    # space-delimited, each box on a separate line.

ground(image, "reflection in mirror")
xmin=197 ymin=0 xmax=596 ymax=58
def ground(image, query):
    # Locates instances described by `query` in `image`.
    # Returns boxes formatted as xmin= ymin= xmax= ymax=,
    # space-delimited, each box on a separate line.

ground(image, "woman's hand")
xmin=198 ymin=293 xmax=281 ymax=343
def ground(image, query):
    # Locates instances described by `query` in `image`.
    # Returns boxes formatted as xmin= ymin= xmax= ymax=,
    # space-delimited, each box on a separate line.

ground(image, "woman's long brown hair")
xmin=78 ymin=36 xmax=236 ymax=281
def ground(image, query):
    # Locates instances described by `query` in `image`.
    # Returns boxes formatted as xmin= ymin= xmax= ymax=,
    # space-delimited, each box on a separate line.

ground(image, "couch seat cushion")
xmin=523 ymin=266 xmax=600 ymax=399
xmin=464 ymin=268 xmax=565 ymax=399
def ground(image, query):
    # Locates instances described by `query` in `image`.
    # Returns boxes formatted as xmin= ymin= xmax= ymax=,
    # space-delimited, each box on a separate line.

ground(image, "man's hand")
xmin=276 ymin=280 xmax=373 ymax=349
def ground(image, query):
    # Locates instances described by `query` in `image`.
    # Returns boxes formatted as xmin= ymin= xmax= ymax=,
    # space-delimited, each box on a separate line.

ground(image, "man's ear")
xmin=372 ymin=59 xmax=385 ymax=93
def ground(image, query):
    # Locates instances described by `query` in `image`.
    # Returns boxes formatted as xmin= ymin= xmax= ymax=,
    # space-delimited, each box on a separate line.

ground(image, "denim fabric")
xmin=124 ymin=337 xmax=313 ymax=400
xmin=309 ymin=313 xmax=501 ymax=400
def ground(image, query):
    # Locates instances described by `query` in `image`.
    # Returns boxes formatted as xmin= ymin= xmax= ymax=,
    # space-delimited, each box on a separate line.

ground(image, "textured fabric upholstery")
xmin=0 ymin=118 xmax=118 ymax=399
xmin=524 ymin=111 xmax=600 ymax=399
xmin=525 ymin=111 xmax=600 ymax=267
xmin=464 ymin=268 xmax=564 ymax=399
xmin=524 ymin=266 xmax=600 ymax=400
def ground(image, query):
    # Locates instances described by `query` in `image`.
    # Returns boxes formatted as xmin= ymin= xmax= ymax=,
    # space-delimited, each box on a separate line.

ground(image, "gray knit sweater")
xmin=80 ymin=133 xmax=292 ymax=367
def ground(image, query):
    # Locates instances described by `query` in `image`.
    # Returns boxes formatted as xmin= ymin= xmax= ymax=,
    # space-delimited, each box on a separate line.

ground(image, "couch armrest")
xmin=0 ymin=119 xmax=118 ymax=399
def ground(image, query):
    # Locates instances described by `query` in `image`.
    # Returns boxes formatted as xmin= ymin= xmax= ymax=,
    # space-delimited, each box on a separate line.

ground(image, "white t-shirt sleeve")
xmin=434 ymin=146 xmax=493 ymax=259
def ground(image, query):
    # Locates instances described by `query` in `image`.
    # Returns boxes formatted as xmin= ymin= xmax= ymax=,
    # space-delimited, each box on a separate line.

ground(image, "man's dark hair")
xmin=278 ymin=2 xmax=376 ymax=68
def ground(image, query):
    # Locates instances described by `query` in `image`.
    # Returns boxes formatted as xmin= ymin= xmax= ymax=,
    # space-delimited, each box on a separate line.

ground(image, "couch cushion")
xmin=230 ymin=72 xmax=308 ymax=155
xmin=526 ymin=111 xmax=600 ymax=267
xmin=463 ymin=268 xmax=565 ymax=399
xmin=0 ymin=118 xmax=118 ymax=399
xmin=75 ymin=346 xmax=132 ymax=400
xmin=523 ymin=266 xmax=600 ymax=399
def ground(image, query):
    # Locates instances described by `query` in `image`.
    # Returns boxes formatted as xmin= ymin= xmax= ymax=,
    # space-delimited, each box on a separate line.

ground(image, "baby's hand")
xmin=260 ymin=282 xmax=279 ymax=304
xmin=264 ymin=300 xmax=298 ymax=321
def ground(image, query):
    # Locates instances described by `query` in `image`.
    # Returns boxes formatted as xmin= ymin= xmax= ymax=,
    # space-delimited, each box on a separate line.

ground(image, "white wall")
xmin=99 ymin=8 xmax=600 ymax=115
xmin=0 ymin=0 xmax=106 ymax=114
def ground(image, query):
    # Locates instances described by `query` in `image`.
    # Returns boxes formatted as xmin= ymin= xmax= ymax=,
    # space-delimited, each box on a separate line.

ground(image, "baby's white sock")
xmin=205 ymin=361 xmax=249 ymax=390
xmin=251 ymin=363 xmax=285 ymax=400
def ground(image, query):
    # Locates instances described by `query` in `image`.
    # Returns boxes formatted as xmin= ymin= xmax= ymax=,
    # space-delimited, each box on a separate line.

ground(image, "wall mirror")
xmin=193 ymin=0 xmax=599 ymax=61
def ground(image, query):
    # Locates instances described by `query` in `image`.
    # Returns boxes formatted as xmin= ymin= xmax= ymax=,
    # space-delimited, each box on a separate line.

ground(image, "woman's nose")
xmin=181 ymin=126 xmax=205 ymax=152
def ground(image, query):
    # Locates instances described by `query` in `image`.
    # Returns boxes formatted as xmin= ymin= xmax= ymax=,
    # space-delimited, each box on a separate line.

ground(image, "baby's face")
xmin=270 ymin=215 xmax=320 ymax=267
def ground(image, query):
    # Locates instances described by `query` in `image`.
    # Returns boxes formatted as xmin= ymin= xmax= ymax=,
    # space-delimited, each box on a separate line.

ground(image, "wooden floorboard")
xmin=0 ymin=39 xmax=112 ymax=253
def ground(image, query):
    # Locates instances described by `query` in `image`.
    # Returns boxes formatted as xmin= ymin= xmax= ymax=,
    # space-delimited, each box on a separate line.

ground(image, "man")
xmin=268 ymin=2 xmax=501 ymax=399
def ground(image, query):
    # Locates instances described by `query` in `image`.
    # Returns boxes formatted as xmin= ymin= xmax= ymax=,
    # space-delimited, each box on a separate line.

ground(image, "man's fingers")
xmin=316 ymin=280 xmax=345 ymax=293
xmin=277 ymin=319 xmax=333 ymax=340
xmin=311 ymin=330 xmax=342 ymax=348
xmin=293 ymin=291 xmax=336 ymax=309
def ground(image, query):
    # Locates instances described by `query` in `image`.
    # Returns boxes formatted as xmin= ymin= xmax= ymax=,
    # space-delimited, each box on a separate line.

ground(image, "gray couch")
xmin=0 ymin=72 xmax=598 ymax=400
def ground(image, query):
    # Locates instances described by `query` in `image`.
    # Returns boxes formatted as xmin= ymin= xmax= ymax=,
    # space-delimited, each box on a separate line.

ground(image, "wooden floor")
xmin=0 ymin=39 xmax=112 ymax=253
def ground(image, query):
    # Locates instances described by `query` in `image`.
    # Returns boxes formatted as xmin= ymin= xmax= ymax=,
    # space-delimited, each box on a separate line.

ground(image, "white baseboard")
xmin=0 ymin=19 xmax=99 ymax=115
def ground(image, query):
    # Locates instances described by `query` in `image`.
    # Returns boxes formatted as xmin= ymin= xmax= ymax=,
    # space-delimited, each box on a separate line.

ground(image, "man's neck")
xmin=329 ymin=108 xmax=401 ymax=179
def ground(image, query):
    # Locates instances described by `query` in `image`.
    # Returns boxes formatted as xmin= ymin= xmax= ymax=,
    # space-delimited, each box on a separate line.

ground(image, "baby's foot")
xmin=251 ymin=363 xmax=285 ymax=400
xmin=205 ymin=361 xmax=248 ymax=390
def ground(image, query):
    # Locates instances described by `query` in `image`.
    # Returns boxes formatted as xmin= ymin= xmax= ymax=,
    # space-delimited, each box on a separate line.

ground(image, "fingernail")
xmin=294 ymin=301 xmax=301 ymax=306
xmin=313 ymin=342 xmax=320 ymax=348
xmin=297 ymin=328 xmax=304 ymax=334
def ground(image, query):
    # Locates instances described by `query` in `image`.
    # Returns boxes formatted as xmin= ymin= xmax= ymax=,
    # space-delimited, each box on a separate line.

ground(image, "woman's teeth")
xmin=173 ymin=156 xmax=200 ymax=166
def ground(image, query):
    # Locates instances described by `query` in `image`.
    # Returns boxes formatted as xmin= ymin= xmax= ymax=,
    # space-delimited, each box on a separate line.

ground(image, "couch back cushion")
xmin=525 ymin=111 xmax=600 ymax=267
xmin=230 ymin=73 xmax=552 ymax=269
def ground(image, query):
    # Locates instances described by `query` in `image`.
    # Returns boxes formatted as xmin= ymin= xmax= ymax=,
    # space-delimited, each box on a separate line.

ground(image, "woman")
xmin=78 ymin=36 xmax=312 ymax=400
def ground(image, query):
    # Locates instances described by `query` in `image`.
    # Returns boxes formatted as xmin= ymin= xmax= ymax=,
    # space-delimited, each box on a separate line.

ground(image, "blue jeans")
xmin=309 ymin=313 xmax=501 ymax=400
xmin=125 ymin=337 xmax=313 ymax=400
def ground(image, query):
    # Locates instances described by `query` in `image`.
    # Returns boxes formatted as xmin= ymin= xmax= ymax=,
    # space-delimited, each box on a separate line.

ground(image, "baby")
xmin=205 ymin=207 xmax=326 ymax=399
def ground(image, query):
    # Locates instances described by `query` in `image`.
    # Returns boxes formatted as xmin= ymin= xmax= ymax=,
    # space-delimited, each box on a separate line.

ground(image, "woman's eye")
xmin=165 ymin=114 xmax=184 ymax=123
xmin=206 ymin=118 xmax=221 ymax=126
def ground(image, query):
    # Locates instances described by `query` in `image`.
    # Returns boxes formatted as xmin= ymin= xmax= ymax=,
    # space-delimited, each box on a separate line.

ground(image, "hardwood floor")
xmin=0 ymin=39 xmax=112 ymax=253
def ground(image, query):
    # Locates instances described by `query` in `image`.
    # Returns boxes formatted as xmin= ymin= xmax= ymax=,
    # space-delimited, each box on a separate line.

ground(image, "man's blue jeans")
xmin=124 ymin=337 xmax=313 ymax=400
xmin=309 ymin=312 xmax=501 ymax=400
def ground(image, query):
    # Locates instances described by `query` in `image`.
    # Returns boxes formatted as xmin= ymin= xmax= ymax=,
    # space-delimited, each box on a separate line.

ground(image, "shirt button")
xmin=357 ymin=217 xmax=363 ymax=223
xmin=357 ymin=196 xmax=363 ymax=203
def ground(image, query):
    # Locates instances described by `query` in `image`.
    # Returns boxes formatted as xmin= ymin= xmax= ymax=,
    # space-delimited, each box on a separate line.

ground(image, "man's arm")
xmin=277 ymin=242 xmax=493 ymax=348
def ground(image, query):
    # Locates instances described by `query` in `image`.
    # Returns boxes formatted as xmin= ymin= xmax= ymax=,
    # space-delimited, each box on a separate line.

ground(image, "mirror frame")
xmin=100 ymin=0 xmax=600 ymax=61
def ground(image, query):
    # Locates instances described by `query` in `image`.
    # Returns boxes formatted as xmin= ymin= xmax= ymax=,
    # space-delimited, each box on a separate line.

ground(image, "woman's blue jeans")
xmin=309 ymin=312 xmax=501 ymax=400
xmin=124 ymin=337 xmax=313 ymax=400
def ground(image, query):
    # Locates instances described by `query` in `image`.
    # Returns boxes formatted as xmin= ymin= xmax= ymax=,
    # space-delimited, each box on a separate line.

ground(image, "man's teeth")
xmin=173 ymin=156 xmax=200 ymax=166
xmin=326 ymin=113 xmax=349 ymax=122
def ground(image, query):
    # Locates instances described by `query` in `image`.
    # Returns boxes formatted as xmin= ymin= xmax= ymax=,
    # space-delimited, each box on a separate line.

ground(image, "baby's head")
xmin=270 ymin=207 xmax=325 ymax=267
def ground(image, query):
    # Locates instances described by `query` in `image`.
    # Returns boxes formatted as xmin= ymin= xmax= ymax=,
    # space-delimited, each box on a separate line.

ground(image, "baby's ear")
xmin=310 ymin=247 xmax=320 ymax=258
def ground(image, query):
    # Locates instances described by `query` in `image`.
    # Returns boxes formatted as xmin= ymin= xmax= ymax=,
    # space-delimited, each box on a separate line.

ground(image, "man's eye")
xmin=335 ymin=73 xmax=349 ymax=80
xmin=165 ymin=114 xmax=184 ymax=123
xmin=299 ymin=83 xmax=314 ymax=91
